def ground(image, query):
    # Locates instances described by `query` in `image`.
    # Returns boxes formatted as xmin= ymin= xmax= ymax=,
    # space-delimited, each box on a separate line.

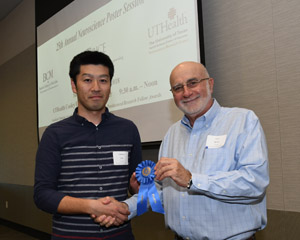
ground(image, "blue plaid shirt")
xmin=126 ymin=100 xmax=269 ymax=240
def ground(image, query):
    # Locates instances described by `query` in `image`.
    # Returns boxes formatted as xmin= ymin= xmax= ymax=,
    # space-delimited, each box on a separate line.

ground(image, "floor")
xmin=0 ymin=224 xmax=40 ymax=240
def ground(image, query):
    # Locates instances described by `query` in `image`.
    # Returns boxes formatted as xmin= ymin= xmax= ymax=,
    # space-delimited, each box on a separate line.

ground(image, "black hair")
xmin=69 ymin=51 xmax=114 ymax=85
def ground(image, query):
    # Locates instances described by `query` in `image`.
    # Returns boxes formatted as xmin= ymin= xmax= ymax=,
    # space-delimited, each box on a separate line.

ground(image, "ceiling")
xmin=0 ymin=0 xmax=23 ymax=21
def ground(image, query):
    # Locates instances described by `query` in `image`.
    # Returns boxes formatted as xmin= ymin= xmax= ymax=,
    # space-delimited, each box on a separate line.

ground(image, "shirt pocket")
xmin=201 ymin=147 xmax=231 ymax=173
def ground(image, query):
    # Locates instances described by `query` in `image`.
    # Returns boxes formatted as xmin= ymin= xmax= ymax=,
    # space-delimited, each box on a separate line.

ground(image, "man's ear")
xmin=71 ymin=79 xmax=77 ymax=94
xmin=209 ymin=78 xmax=214 ymax=94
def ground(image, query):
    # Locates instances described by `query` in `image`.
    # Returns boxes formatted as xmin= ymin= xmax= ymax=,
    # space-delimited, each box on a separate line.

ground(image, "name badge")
xmin=113 ymin=151 xmax=128 ymax=165
xmin=206 ymin=135 xmax=227 ymax=148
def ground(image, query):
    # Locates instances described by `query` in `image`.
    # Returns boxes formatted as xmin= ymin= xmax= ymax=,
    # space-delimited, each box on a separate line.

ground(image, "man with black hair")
xmin=34 ymin=51 xmax=142 ymax=240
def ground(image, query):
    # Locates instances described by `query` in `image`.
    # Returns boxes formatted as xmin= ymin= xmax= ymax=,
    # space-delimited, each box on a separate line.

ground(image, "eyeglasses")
xmin=170 ymin=78 xmax=210 ymax=93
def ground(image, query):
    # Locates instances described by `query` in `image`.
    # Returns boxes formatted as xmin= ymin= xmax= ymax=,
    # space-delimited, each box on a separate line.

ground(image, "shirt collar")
xmin=73 ymin=107 xmax=111 ymax=125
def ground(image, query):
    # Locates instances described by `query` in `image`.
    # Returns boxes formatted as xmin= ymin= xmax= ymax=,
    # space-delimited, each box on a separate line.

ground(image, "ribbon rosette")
xmin=135 ymin=160 xmax=164 ymax=216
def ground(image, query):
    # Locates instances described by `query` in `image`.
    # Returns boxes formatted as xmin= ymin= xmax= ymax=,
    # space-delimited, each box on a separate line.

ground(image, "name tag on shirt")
xmin=113 ymin=151 xmax=129 ymax=165
xmin=206 ymin=135 xmax=227 ymax=148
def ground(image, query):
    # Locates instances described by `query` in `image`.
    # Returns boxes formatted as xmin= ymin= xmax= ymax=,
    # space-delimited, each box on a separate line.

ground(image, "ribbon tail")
xmin=148 ymin=182 xmax=164 ymax=214
xmin=137 ymin=184 xmax=148 ymax=216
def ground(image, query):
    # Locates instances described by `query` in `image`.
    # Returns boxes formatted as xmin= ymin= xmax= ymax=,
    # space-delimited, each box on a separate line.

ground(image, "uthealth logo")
xmin=147 ymin=8 xmax=188 ymax=38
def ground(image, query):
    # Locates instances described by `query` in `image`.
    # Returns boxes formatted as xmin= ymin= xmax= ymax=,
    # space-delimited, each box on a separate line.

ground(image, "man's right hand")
xmin=90 ymin=197 xmax=129 ymax=227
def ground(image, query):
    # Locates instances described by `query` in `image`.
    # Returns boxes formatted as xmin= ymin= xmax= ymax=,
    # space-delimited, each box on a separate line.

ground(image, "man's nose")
xmin=91 ymin=80 xmax=101 ymax=91
xmin=182 ymin=85 xmax=192 ymax=97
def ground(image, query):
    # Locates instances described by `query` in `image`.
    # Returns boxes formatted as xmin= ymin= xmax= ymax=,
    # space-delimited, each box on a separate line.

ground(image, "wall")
xmin=0 ymin=0 xmax=52 ymax=233
xmin=202 ymin=1 xmax=300 ymax=239
xmin=203 ymin=0 xmax=300 ymax=213
xmin=0 ymin=0 xmax=299 ymax=239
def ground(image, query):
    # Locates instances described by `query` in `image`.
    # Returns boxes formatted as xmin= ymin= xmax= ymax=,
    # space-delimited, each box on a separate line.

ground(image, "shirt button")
xmin=99 ymin=165 xmax=102 ymax=169
xmin=97 ymin=146 xmax=101 ymax=149
xmin=181 ymin=193 xmax=185 ymax=197
xmin=99 ymin=187 xmax=103 ymax=191
xmin=197 ymin=184 xmax=201 ymax=187
xmin=96 ymin=127 xmax=98 ymax=131
xmin=189 ymin=153 xmax=192 ymax=156
xmin=182 ymin=216 xmax=186 ymax=220
xmin=206 ymin=124 xmax=208 ymax=127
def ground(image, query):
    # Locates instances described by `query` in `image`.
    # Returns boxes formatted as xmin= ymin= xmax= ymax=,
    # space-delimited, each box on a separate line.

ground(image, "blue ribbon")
xmin=135 ymin=160 xmax=164 ymax=216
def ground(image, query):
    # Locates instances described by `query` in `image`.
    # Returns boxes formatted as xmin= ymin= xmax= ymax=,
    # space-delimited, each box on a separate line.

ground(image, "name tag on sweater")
xmin=206 ymin=135 xmax=227 ymax=148
xmin=113 ymin=151 xmax=129 ymax=165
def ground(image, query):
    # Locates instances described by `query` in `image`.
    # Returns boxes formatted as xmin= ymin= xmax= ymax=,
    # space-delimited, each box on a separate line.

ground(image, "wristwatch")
xmin=186 ymin=175 xmax=193 ymax=189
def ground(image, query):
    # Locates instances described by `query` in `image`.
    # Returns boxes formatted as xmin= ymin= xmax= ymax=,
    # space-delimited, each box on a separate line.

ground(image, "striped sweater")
xmin=34 ymin=108 xmax=142 ymax=240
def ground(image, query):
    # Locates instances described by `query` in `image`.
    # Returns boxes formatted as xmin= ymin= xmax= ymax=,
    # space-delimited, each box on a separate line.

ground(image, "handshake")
xmin=90 ymin=172 xmax=140 ymax=228
xmin=90 ymin=196 xmax=130 ymax=228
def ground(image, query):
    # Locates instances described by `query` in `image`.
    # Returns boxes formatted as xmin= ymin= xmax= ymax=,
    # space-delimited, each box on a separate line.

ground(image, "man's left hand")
xmin=129 ymin=172 xmax=140 ymax=195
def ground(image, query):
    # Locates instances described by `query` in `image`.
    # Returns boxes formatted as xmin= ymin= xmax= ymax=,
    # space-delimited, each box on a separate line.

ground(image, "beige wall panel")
xmin=0 ymin=0 xmax=35 ymax=65
xmin=272 ymin=0 xmax=300 ymax=212
xmin=0 ymin=183 xmax=52 ymax=233
xmin=0 ymin=45 xmax=37 ymax=186
xmin=202 ymin=0 xmax=284 ymax=210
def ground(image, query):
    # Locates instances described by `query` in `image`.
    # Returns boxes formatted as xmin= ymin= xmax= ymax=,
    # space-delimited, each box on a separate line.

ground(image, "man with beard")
xmin=114 ymin=62 xmax=269 ymax=240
